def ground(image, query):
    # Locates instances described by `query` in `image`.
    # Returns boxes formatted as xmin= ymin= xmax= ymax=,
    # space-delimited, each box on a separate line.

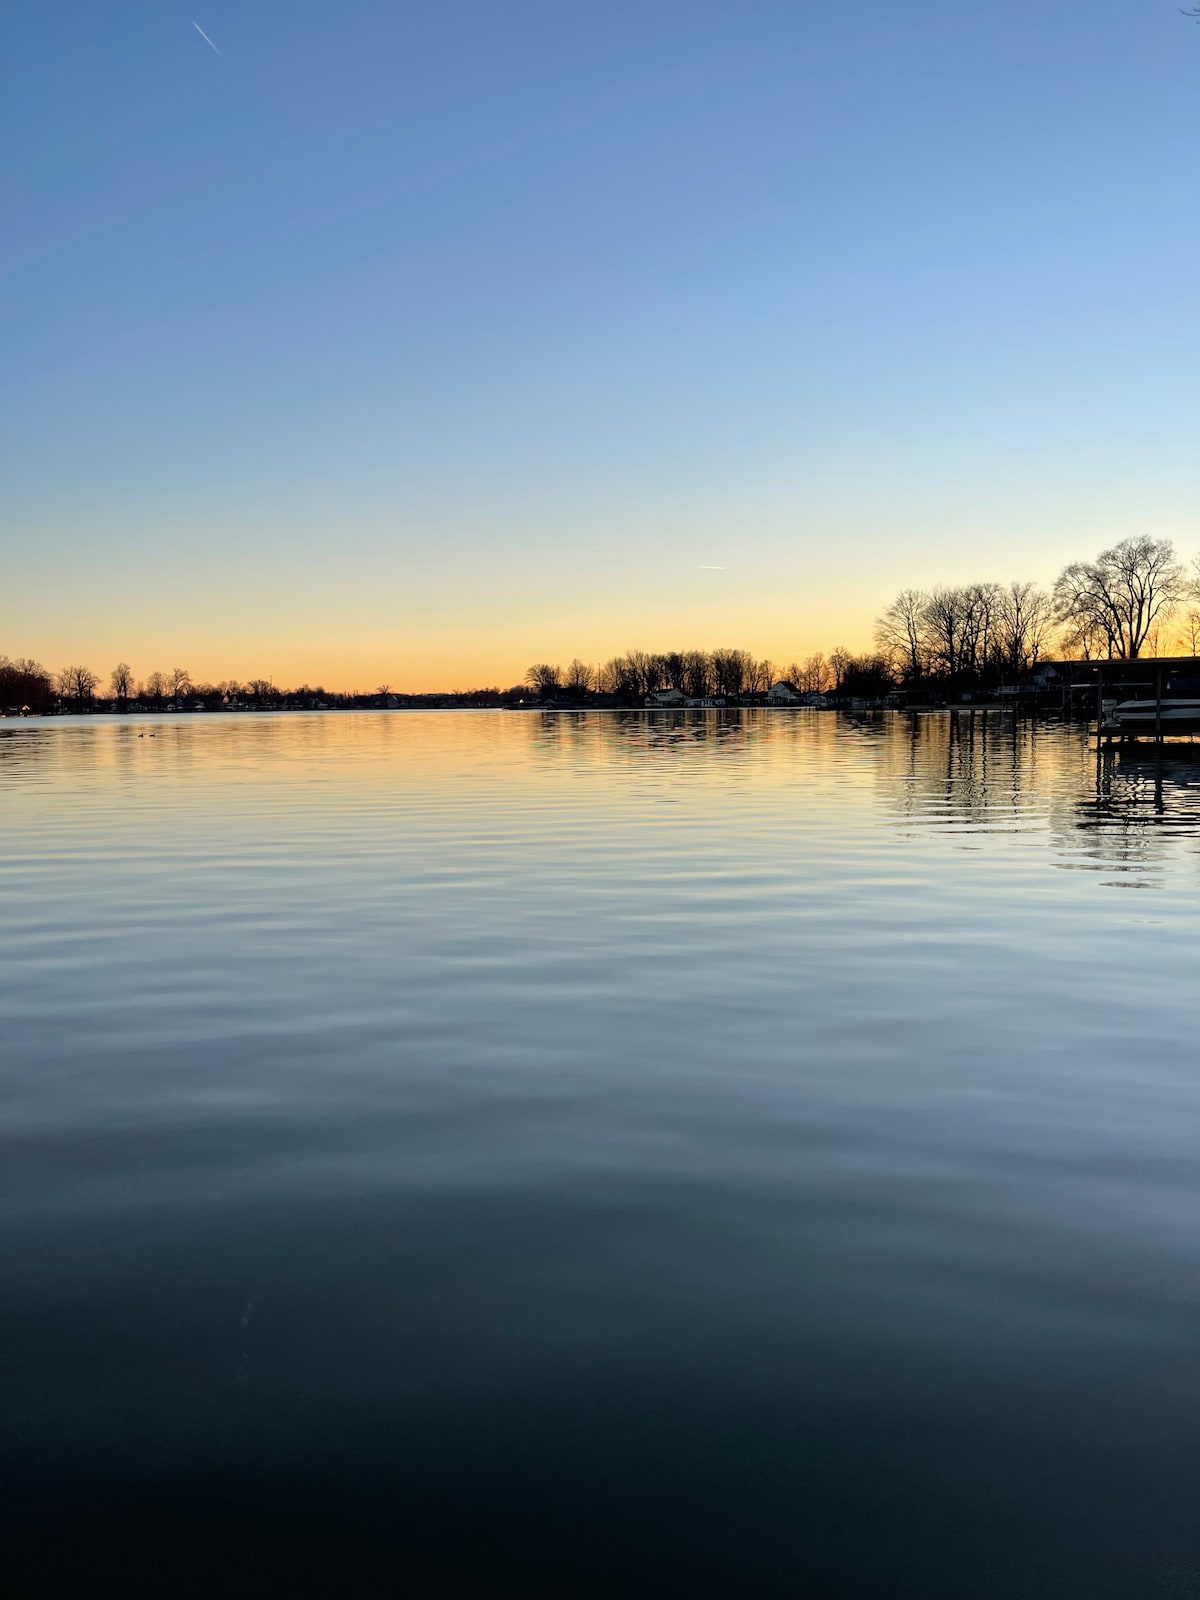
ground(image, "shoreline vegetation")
xmin=5 ymin=537 xmax=1199 ymax=718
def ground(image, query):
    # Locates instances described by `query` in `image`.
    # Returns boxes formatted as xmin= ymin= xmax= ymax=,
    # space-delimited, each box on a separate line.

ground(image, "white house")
xmin=766 ymin=681 xmax=803 ymax=704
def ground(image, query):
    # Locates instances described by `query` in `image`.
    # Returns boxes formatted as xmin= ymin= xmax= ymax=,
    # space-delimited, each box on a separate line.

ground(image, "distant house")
xmin=766 ymin=681 xmax=803 ymax=704
xmin=645 ymin=688 xmax=686 ymax=707
xmin=685 ymin=696 xmax=726 ymax=708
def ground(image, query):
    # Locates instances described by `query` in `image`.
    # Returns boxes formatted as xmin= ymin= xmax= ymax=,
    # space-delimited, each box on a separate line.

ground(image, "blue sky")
xmin=2 ymin=0 xmax=1196 ymax=686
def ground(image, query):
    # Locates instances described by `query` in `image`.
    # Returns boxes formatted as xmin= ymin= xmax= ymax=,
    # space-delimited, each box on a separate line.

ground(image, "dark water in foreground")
xmin=3 ymin=710 xmax=1200 ymax=1597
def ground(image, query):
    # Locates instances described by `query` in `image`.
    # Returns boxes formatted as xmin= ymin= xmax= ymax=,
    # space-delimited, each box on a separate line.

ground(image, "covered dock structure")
xmin=1040 ymin=656 xmax=1200 ymax=744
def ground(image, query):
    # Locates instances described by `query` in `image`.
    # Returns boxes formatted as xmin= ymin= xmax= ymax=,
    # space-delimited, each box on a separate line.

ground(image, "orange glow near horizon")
xmin=10 ymin=592 xmax=882 ymax=694
xmin=10 ymin=505 xmax=1196 ymax=694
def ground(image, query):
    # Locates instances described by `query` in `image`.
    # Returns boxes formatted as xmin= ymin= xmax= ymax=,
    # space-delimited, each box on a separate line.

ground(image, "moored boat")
xmin=1109 ymin=682 xmax=1200 ymax=737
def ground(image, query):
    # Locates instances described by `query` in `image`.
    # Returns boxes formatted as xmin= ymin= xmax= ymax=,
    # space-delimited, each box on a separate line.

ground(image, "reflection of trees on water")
xmin=870 ymin=708 xmax=1200 ymax=878
xmin=881 ymin=710 xmax=1053 ymax=831
xmin=528 ymin=708 xmax=754 ymax=763
xmin=530 ymin=709 xmax=1200 ymax=855
xmin=526 ymin=708 xmax=877 ymax=798
xmin=1065 ymin=751 xmax=1200 ymax=879
xmin=6 ymin=709 xmax=1199 ymax=881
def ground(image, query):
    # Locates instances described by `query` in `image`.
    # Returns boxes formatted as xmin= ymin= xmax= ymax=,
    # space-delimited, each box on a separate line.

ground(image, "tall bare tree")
xmin=962 ymin=582 xmax=1003 ymax=678
xmin=994 ymin=582 xmax=1053 ymax=675
xmin=682 ymin=651 xmax=712 ymax=698
xmin=110 ymin=662 xmax=133 ymax=708
xmin=920 ymin=589 xmax=968 ymax=679
xmin=875 ymin=590 xmax=928 ymax=681
xmin=71 ymin=664 xmax=97 ymax=703
xmin=525 ymin=663 xmax=562 ymax=698
xmin=799 ymin=653 xmax=829 ymax=693
xmin=1053 ymin=537 xmax=1184 ymax=660
xmin=57 ymin=664 xmax=98 ymax=709
xmin=598 ymin=658 xmax=629 ymax=697
xmin=709 ymin=647 xmax=749 ymax=697
xmin=169 ymin=666 xmax=192 ymax=702
xmin=565 ymin=659 xmax=594 ymax=695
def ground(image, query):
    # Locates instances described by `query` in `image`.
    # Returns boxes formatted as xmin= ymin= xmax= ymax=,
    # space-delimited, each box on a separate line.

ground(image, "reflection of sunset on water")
xmin=5 ymin=707 xmax=1200 ymax=1596
xmin=4 ymin=710 xmax=1198 ymax=889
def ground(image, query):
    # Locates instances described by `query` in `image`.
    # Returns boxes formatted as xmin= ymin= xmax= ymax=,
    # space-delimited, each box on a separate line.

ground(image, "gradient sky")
xmin=3 ymin=0 xmax=1197 ymax=690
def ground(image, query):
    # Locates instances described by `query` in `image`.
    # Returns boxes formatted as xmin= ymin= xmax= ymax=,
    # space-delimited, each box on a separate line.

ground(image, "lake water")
xmin=3 ymin=710 xmax=1200 ymax=1596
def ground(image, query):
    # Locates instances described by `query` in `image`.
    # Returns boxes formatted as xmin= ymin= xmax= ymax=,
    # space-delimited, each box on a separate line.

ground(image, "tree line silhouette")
xmin=526 ymin=540 xmax=1199 ymax=700
xmin=0 ymin=661 xmax=307 ymax=715
xmin=875 ymin=538 xmax=1198 ymax=685
xmin=523 ymin=646 xmax=893 ymax=700
xmin=5 ymin=537 xmax=1198 ymax=715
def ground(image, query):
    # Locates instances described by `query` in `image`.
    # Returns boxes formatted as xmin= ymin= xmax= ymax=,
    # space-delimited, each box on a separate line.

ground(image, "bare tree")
xmin=828 ymin=646 xmax=851 ymax=692
xmin=994 ymin=582 xmax=1053 ymax=676
xmin=875 ymin=590 xmax=928 ymax=682
xmin=631 ymin=650 xmax=662 ymax=695
xmin=1056 ymin=606 xmax=1109 ymax=662
xmin=962 ymin=582 xmax=1003 ymax=678
xmin=647 ymin=654 xmax=672 ymax=693
xmin=110 ymin=662 xmax=133 ymax=708
xmin=57 ymin=665 xmax=98 ymax=710
xmin=750 ymin=657 xmax=775 ymax=694
xmin=682 ymin=650 xmax=712 ymax=698
xmin=564 ymin=659 xmax=594 ymax=695
xmin=169 ymin=666 xmax=191 ymax=703
xmin=1053 ymin=537 xmax=1184 ymax=660
xmin=145 ymin=671 xmax=167 ymax=704
xmin=799 ymin=653 xmax=829 ymax=693
xmin=710 ymin=647 xmax=749 ymax=697
xmin=524 ymin=663 xmax=562 ymax=698
xmin=657 ymin=652 xmax=683 ymax=692
xmin=920 ymin=589 xmax=967 ymax=679
xmin=597 ymin=658 xmax=620 ymax=695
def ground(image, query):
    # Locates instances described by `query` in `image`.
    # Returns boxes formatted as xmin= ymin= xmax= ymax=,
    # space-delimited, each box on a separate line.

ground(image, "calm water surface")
xmin=3 ymin=710 xmax=1200 ymax=1596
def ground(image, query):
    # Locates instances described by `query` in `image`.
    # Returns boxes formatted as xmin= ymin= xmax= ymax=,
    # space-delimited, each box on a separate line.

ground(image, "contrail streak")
xmin=193 ymin=21 xmax=222 ymax=56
